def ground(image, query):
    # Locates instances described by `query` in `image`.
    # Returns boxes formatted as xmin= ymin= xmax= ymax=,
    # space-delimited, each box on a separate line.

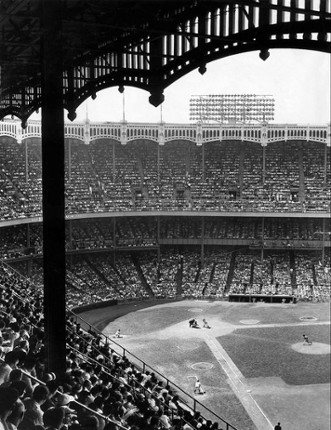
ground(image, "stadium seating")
xmin=1 ymin=263 xmax=226 ymax=430
xmin=0 ymin=132 xmax=330 ymax=430
xmin=5 ymin=247 xmax=329 ymax=308
xmin=0 ymin=137 xmax=330 ymax=219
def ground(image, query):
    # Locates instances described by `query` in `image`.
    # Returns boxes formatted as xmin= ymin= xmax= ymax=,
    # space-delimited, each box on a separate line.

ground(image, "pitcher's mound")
xmin=291 ymin=342 xmax=330 ymax=355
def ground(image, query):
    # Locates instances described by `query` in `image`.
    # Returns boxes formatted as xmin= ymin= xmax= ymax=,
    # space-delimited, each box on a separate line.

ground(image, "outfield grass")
xmin=218 ymin=324 xmax=331 ymax=385
xmin=208 ymin=301 xmax=331 ymax=325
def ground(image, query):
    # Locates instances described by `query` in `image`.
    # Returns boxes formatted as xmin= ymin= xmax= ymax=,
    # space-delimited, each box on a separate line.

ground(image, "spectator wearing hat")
xmin=56 ymin=392 xmax=76 ymax=422
xmin=42 ymin=373 xmax=56 ymax=384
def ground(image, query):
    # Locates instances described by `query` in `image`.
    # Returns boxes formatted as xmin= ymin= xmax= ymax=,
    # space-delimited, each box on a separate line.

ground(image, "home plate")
xmin=291 ymin=342 xmax=331 ymax=355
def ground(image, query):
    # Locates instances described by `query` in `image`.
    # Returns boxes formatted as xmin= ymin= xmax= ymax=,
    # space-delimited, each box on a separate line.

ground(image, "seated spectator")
xmin=43 ymin=407 xmax=65 ymax=430
xmin=0 ymin=387 xmax=20 ymax=430
xmin=20 ymin=357 xmax=38 ymax=397
xmin=0 ymin=369 xmax=22 ymax=389
xmin=0 ymin=352 xmax=20 ymax=386
xmin=6 ymin=398 xmax=25 ymax=430
xmin=18 ymin=384 xmax=49 ymax=430
xmin=79 ymin=414 xmax=99 ymax=430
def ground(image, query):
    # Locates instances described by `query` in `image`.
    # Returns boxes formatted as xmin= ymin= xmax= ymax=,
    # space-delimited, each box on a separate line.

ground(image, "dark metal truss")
xmin=0 ymin=0 xmax=330 ymax=125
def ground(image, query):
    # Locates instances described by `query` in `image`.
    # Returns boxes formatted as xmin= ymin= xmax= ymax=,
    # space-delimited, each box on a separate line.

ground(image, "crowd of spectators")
xmin=0 ymin=137 xmax=330 ymax=220
xmin=1 ymin=262 xmax=228 ymax=430
xmin=0 ymin=133 xmax=329 ymax=430
xmin=0 ymin=245 xmax=329 ymax=429
xmin=0 ymin=248 xmax=328 ymax=430
xmin=229 ymin=251 xmax=294 ymax=296
xmin=0 ymin=217 xmax=329 ymax=261
xmin=5 ymin=246 xmax=330 ymax=309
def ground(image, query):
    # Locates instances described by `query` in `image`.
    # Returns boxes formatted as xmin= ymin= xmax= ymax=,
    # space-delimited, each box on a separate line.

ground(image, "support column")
xmin=262 ymin=144 xmax=266 ymax=184
xmin=201 ymin=217 xmax=204 ymax=265
xmin=68 ymin=220 xmax=72 ymax=250
xmin=324 ymin=144 xmax=327 ymax=185
xmin=68 ymin=139 xmax=72 ymax=180
xmin=27 ymin=223 xmax=30 ymax=248
xmin=41 ymin=0 xmax=66 ymax=380
xmin=157 ymin=145 xmax=160 ymax=183
xmin=25 ymin=140 xmax=29 ymax=183
xmin=261 ymin=217 xmax=265 ymax=264
xmin=113 ymin=218 xmax=116 ymax=267
xmin=201 ymin=143 xmax=205 ymax=182
xmin=157 ymin=216 xmax=160 ymax=262
xmin=27 ymin=259 xmax=32 ymax=279
xmin=322 ymin=218 xmax=326 ymax=265
xmin=112 ymin=142 xmax=116 ymax=183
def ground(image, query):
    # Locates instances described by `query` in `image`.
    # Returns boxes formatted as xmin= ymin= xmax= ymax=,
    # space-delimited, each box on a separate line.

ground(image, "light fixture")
xmin=149 ymin=90 xmax=165 ymax=107
xmin=259 ymin=49 xmax=270 ymax=61
xmin=198 ymin=64 xmax=207 ymax=75
xmin=67 ymin=110 xmax=77 ymax=121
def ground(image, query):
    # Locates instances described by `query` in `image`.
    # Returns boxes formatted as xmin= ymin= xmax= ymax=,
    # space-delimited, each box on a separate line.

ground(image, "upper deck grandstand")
xmin=0 ymin=120 xmax=330 ymax=220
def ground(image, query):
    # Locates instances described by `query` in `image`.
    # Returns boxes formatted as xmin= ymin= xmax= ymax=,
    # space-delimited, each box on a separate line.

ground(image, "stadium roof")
xmin=0 ymin=0 xmax=330 ymax=124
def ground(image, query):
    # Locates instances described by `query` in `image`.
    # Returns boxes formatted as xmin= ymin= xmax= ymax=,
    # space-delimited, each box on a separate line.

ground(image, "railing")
xmin=2 ymin=198 xmax=330 ymax=225
xmin=69 ymin=310 xmax=239 ymax=430
xmin=67 ymin=343 xmax=209 ymax=430
xmin=1 ymin=260 xmax=238 ymax=429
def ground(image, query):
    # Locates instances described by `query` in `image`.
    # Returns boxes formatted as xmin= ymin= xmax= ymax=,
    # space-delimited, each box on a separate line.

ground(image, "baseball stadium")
xmin=0 ymin=2 xmax=330 ymax=430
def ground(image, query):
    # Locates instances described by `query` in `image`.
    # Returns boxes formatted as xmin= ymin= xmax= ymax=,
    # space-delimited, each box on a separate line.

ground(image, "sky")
xmin=32 ymin=49 xmax=330 ymax=125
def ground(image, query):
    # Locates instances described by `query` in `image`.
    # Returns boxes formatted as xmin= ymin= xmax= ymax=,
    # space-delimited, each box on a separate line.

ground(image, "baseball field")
xmin=79 ymin=299 xmax=330 ymax=430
